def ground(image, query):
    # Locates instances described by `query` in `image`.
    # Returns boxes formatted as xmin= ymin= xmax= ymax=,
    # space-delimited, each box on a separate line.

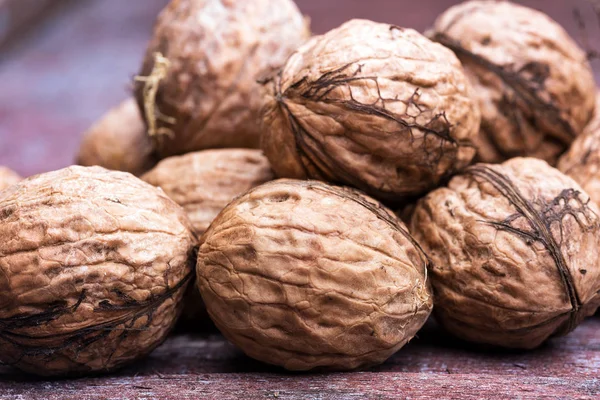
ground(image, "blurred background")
xmin=0 ymin=0 xmax=598 ymax=177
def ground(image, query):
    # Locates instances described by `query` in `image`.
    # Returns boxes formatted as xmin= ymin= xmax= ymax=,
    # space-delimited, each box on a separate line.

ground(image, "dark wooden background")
xmin=0 ymin=1 xmax=599 ymax=399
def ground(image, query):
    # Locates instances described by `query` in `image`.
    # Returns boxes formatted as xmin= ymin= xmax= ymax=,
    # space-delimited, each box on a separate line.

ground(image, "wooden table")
xmin=1 ymin=318 xmax=598 ymax=399
xmin=0 ymin=1 xmax=599 ymax=399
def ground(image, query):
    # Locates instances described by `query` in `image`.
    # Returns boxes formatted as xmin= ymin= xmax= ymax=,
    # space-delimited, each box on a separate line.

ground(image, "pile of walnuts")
xmin=2 ymin=0 xmax=600 ymax=377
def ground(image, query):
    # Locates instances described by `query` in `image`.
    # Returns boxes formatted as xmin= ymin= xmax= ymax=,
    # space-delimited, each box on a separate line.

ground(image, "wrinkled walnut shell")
xmin=429 ymin=0 xmax=596 ymax=164
xmin=135 ymin=0 xmax=310 ymax=158
xmin=261 ymin=19 xmax=480 ymax=202
xmin=0 ymin=166 xmax=197 ymax=376
xmin=410 ymin=158 xmax=600 ymax=349
xmin=142 ymin=149 xmax=274 ymax=329
xmin=558 ymin=93 xmax=600 ymax=204
xmin=77 ymin=98 xmax=157 ymax=176
xmin=0 ymin=167 xmax=21 ymax=191
xmin=142 ymin=149 xmax=274 ymax=236
xmin=198 ymin=179 xmax=432 ymax=371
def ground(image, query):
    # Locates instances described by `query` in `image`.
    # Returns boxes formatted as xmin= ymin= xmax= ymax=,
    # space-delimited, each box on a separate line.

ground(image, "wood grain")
xmin=1 ymin=319 xmax=598 ymax=399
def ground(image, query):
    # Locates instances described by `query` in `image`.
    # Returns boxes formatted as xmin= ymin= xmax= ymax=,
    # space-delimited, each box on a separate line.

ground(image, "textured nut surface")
xmin=0 ymin=166 xmax=197 ymax=376
xmin=430 ymin=0 xmax=597 ymax=164
xmin=261 ymin=19 xmax=480 ymax=202
xmin=197 ymin=179 xmax=432 ymax=371
xmin=558 ymin=93 xmax=600 ymax=204
xmin=0 ymin=167 xmax=22 ymax=191
xmin=410 ymin=158 xmax=600 ymax=349
xmin=142 ymin=149 xmax=274 ymax=236
xmin=135 ymin=0 xmax=310 ymax=158
xmin=77 ymin=98 xmax=157 ymax=176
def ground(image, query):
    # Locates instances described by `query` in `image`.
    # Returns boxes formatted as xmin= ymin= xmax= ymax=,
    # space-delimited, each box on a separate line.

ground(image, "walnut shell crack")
xmin=260 ymin=19 xmax=480 ymax=202
xmin=410 ymin=158 xmax=600 ymax=349
xmin=197 ymin=179 xmax=432 ymax=371
xmin=429 ymin=0 xmax=597 ymax=164
xmin=0 ymin=166 xmax=197 ymax=376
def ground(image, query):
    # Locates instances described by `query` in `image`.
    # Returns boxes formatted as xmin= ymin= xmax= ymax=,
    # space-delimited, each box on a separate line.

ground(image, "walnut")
xmin=134 ymin=0 xmax=310 ymax=158
xmin=429 ymin=0 xmax=597 ymax=165
xmin=142 ymin=149 xmax=274 ymax=236
xmin=558 ymin=93 xmax=600 ymax=204
xmin=260 ymin=19 xmax=480 ymax=202
xmin=0 ymin=166 xmax=197 ymax=376
xmin=0 ymin=167 xmax=21 ymax=191
xmin=410 ymin=158 xmax=600 ymax=349
xmin=77 ymin=98 xmax=157 ymax=176
xmin=142 ymin=149 xmax=274 ymax=329
xmin=197 ymin=179 xmax=432 ymax=371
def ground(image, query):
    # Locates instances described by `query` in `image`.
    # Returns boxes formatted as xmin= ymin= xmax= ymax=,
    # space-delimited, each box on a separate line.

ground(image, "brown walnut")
xmin=410 ymin=158 xmax=600 ymax=349
xmin=77 ymin=98 xmax=157 ymax=176
xmin=558 ymin=93 xmax=600 ymax=204
xmin=429 ymin=0 xmax=597 ymax=164
xmin=0 ymin=166 xmax=197 ymax=376
xmin=142 ymin=149 xmax=274 ymax=236
xmin=135 ymin=0 xmax=310 ymax=158
xmin=261 ymin=19 xmax=480 ymax=202
xmin=142 ymin=149 xmax=274 ymax=329
xmin=0 ymin=167 xmax=21 ymax=191
xmin=197 ymin=179 xmax=432 ymax=371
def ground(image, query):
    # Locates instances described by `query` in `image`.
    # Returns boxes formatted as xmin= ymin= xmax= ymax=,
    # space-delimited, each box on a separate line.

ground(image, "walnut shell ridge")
xmin=142 ymin=149 xmax=274 ymax=236
xmin=0 ymin=167 xmax=22 ymax=192
xmin=429 ymin=0 xmax=597 ymax=164
xmin=410 ymin=158 xmax=600 ymax=349
xmin=135 ymin=0 xmax=311 ymax=158
xmin=0 ymin=166 xmax=197 ymax=376
xmin=558 ymin=93 xmax=600 ymax=204
xmin=197 ymin=179 xmax=432 ymax=371
xmin=261 ymin=19 xmax=480 ymax=202
xmin=77 ymin=98 xmax=157 ymax=176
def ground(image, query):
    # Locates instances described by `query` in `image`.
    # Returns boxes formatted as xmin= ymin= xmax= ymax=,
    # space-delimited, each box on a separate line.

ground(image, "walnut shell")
xmin=197 ymin=179 xmax=432 ymax=371
xmin=558 ymin=92 xmax=600 ymax=203
xmin=77 ymin=98 xmax=157 ymax=176
xmin=410 ymin=158 xmax=600 ymax=349
xmin=0 ymin=166 xmax=197 ymax=376
xmin=142 ymin=149 xmax=274 ymax=236
xmin=0 ymin=167 xmax=21 ymax=191
xmin=134 ymin=0 xmax=310 ymax=158
xmin=429 ymin=0 xmax=597 ymax=164
xmin=261 ymin=19 xmax=480 ymax=202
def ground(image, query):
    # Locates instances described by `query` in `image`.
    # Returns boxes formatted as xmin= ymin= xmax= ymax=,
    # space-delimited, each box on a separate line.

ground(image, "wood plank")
xmin=1 ymin=372 xmax=598 ymax=399
xmin=1 ymin=319 xmax=598 ymax=398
